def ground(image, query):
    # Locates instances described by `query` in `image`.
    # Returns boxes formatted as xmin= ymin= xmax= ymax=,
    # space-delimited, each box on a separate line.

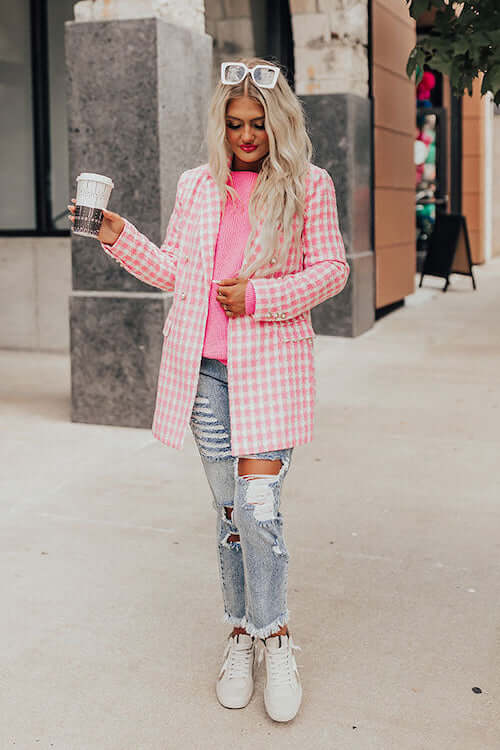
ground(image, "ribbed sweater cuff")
xmin=244 ymin=280 xmax=256 ymax=315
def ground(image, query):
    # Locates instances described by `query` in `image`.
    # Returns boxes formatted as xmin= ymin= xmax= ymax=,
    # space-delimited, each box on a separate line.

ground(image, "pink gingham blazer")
xmin=100 ymin=160 xmax=349 ymax=455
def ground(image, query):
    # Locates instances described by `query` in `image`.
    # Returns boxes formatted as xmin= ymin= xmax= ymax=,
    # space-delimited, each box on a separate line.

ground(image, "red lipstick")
xmin=240 ymin=144 xmax=257 ymax=152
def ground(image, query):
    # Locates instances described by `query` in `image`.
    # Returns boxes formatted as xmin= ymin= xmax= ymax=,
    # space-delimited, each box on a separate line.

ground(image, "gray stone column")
xmin=290 ymin=0 xmax=374 ymax=337
xmin=66 ymin=18 xmax=212 ymax=427
xmin=301 ymin=93 xmax=375 ymax=337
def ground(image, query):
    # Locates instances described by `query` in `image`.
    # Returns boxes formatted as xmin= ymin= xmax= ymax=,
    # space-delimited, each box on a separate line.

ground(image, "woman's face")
xmin=225 ymin=95 xmax=269 ymax=170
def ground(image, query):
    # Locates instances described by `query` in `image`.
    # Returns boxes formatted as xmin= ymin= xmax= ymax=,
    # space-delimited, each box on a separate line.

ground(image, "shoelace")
xmin=219 ymin=636 xmax=254 ymax=680
xmin=257 ymin=635 xmax=302 ymax=688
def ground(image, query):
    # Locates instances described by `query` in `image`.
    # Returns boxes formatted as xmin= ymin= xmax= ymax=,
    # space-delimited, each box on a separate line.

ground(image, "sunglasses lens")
xmin=253 ymin=66 xmax=277 ymax=87
xmin=223 ymin=63 xmax=246 ymax=83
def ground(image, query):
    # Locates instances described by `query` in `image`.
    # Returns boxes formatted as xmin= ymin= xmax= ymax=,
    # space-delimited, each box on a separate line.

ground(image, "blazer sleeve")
xmin=249 ymin=168 xmax=350 ymax=322
xmin=99 ymin=172 xmax=186 ymax=292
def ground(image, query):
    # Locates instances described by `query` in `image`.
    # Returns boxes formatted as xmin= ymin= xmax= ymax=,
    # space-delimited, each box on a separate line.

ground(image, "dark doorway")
xmin=250 ymin=0 xmax=294 ymax=89
xmin=449 ymin=90 xmax=462 ymax=215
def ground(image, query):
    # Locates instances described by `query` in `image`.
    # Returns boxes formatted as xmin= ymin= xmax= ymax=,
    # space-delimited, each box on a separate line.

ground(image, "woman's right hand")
xmin=67 ymin=199 xmax=125 ymax=245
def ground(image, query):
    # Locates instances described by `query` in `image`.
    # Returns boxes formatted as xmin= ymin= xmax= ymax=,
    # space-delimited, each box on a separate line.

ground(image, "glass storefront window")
xmin=47 ymin=0 xmax=76 ymax=231
xmin=0 ymin=0 xmax=75 ymax=233
xmin=0 ymin=0 xmax=36 ymax=230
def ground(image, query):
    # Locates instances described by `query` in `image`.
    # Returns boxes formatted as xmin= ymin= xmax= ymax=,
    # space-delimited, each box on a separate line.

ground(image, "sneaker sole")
xmin=263 ymin=683 xmax=302 ymax=722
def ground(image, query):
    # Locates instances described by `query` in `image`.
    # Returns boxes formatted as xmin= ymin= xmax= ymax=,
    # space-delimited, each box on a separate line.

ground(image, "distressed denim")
xmin=189 ymin=355 xmax=294 ymax=639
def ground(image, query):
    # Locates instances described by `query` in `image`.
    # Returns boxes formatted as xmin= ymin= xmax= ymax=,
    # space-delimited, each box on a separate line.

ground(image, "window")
xmin=47 ymin=0 xmax=76 ymax=231
xmin=0 ymin=0 xmax=36 ymax=230
xmin=0 ymin=0 xmax=74 ymax=235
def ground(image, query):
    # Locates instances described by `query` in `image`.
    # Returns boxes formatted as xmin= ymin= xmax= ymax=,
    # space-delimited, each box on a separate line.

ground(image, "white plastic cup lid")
xmin=77 ymin=173 xmax=114 ymax=188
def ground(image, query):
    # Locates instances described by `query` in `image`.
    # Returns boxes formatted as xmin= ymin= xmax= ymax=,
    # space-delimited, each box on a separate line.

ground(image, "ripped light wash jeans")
xmin=189 ymin=356 xmax=294 ymax=639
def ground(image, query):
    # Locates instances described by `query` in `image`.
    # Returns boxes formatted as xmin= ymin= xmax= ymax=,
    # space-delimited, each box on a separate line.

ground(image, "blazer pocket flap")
xmin=278 ymin=318 xmax=315 ymax=342
xmin=162 ymin=315 xmax=174 ymax=337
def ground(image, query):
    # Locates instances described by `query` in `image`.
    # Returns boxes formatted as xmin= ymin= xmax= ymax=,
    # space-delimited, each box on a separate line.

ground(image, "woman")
xmin=68 ymin=57 xmax=349 ymax=723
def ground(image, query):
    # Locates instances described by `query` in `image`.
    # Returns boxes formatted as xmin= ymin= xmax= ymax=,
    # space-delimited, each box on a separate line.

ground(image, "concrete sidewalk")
xmin=1 ymin=263 xmax=499 ymax=749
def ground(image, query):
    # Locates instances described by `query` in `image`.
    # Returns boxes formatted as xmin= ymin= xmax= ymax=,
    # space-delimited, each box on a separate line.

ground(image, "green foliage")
xmin=405 ymin=0 xmax=500 ymax=104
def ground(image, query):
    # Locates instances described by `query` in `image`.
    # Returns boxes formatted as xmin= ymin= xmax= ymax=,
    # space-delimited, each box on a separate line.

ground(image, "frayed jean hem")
xmin=222 ymin=611 xmax=247 ymax=629
xmin=222 ymin=609 xmax=291 ymax=639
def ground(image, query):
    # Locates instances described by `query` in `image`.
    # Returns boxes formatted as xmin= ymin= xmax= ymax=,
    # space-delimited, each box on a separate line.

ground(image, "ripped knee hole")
xmin=224 ymin=507 xmax=239 ymax=542
xmin=237 ymin=457 xmax=282 ymax=479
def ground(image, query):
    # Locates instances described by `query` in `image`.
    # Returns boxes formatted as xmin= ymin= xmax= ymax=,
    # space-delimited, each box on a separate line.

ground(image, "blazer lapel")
xmin=201 ymin=171 xmax=224 ymax=284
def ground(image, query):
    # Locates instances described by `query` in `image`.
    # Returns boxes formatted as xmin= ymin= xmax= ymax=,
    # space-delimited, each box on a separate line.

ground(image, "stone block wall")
xmin=204 ymin=0 xmax=368 ymax=97
xmin=290 ymin=0 xmax=368 ymax=97
xmin=74 ymin=0 xmax=205 ymax=33
xmin=205 ymin=0 xmax=255 ymax=87
xmin=0 ymin=236 xmax=71 ymax=352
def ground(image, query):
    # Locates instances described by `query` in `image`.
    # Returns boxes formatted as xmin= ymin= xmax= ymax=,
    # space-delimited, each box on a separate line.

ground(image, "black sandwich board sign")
xmin=419 ymin=213 xmax=477 ymax=292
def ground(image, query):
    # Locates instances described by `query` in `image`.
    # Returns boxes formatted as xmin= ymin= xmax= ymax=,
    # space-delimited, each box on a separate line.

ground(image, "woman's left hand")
xmin=216 ymin=277 xmax=249 ymax=317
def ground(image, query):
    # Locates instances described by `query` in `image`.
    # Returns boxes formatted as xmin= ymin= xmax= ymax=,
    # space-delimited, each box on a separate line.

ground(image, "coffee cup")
xmin=72 ymin=173 xmax=114 ymax=238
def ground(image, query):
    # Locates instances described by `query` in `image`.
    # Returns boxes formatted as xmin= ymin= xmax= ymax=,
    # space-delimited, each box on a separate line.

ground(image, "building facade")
xmin=1 ymin=0 xmax=497 ymax=356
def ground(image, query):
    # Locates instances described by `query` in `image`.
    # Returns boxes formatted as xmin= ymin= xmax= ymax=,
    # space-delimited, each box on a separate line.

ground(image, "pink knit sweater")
xmin=202 ymin=170 xmax=257 ymax=365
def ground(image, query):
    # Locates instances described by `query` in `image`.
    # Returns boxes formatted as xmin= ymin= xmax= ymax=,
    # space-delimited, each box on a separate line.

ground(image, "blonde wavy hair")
xmin=206 ymin=56 xmax=313 ymax=279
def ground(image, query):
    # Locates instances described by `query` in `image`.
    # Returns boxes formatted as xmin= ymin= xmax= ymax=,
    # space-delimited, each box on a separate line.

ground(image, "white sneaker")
xmin=216 ymin=632 xmax=256 ymax=709
xmin=259 ymin=632 xmax=303 ymax=722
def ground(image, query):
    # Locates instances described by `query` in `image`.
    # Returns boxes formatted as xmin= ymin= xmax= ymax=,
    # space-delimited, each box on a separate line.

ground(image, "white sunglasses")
xmin=220 ymin=62 xmax=280 ymax=89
